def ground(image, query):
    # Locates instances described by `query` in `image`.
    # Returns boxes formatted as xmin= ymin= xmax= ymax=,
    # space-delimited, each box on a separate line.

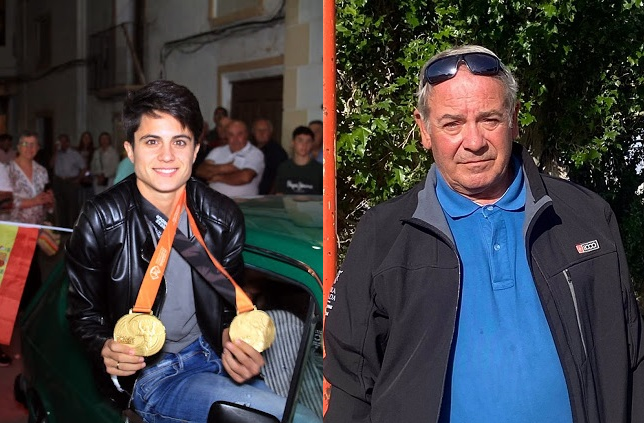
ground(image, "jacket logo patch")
xmin=576 ymin=240 xmax=599 ymax=254
xmin=325 ymin=270 xmax=342 ymax=317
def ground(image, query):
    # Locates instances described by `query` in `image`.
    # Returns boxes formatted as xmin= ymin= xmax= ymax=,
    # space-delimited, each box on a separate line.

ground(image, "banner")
xmin=0 ymin=224 xmax=39 ymax=345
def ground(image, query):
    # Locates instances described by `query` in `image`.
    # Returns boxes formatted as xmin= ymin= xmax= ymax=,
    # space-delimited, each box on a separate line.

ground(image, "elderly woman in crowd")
xmin=9 ymin=131 xmax=54 ymax=224
xmin=8 ymin=130 xmax=55 ymax=310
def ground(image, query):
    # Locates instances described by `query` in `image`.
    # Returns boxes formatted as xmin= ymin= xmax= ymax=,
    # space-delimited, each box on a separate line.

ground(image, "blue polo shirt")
xmin=436 ymin=161 xmax=572 ymax=423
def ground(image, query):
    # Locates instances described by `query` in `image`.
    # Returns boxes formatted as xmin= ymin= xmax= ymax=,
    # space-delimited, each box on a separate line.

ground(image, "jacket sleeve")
xmin=221 ymin=199 xmax=245 ymax=284
xmin=219 ymin=198 xmax=245 ymax=326
xmin=65 ymin=200 xmax=113 ymax=367
xmin=324 ymin=210 xmax=385 ymax=422
xmin=608 ymin=206 xmax=644 ymax=419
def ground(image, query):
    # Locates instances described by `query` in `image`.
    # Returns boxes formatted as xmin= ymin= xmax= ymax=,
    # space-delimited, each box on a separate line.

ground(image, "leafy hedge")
xmin=336 ymin=0 xmax=644 ymax=300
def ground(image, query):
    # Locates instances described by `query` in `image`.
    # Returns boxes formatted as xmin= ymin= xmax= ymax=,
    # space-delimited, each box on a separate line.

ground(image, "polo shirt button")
xmin=494 ymin=244 xmax=501 ymax=251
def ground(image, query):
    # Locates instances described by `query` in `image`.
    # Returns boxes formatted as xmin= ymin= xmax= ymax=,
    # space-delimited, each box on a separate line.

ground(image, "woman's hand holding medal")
xmin=101 ymin=338 xmax=146 ymax=376
xmin=221 ymin=329 xmax=265 ymax=383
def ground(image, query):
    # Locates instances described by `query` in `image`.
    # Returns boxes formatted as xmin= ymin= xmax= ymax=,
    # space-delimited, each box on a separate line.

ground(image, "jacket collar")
xmin=515 ymin=143 xmax=553 ymax=237
xmin=124 ymin=176 xmax=206 ymax=263
xmin=412 ymin=166 xmax=454 ymax=243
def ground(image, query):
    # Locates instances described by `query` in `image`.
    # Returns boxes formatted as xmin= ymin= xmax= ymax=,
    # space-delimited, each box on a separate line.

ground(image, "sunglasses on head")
xmin=423 ymin=52 xmax=501 ymax=86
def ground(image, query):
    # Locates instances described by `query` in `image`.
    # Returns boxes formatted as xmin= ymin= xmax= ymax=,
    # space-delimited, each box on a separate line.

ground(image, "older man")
xmin=324 ymin=45 xmax=644 ymax=423
xmin=251 ymin=118 xmax=287 ymax=194
xmin=196 ymin=119 xmax=264 ymax=197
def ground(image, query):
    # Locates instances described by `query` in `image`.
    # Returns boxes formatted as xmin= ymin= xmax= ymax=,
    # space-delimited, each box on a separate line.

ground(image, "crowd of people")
xmin=194 ymin=108 xmax=323 ymax=197
xmin=0 ymin=110 xmax=322 ymax=232
xmin=0 ymin=130 xmax=122 ymax=232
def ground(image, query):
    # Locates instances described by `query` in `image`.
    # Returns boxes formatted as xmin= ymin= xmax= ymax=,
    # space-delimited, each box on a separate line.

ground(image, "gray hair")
xmin=416 ymin=45 xmax=518 ymax=126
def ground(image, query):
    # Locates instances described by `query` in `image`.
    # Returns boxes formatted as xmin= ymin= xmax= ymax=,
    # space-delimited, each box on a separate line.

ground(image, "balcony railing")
xmin=88 ymin=22 xmax=145 ymax=98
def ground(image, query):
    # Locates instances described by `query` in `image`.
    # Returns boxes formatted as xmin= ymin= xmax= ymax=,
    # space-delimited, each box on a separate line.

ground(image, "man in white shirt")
xmin=52 ymin=133 xmax=86 ymax=227
xmin=195 ymin=120 xmax=264 ymax=197
xmin=0 ymin=134 xmax=17 ymax=165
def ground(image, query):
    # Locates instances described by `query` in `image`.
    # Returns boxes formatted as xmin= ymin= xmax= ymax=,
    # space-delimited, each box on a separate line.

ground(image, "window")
xmin=216 ymin=0 xmax=260 ymax=16
xmin=209 ymin=0 xmax=265 ymax=26
xmin=241 ymin=266 xmax=323 ymax=421
xmin=0 ymin=0 xmax=5 ymax=46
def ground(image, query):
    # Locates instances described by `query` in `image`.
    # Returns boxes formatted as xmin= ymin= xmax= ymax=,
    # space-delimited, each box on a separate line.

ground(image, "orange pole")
xmin=322 ymin=0 xmax=337 ymax=307
xmin=322 ymin=0 xmax=336 ymax=415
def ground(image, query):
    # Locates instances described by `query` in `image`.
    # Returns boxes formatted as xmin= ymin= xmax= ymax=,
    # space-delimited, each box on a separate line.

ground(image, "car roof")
xmin=236 ymin=195 xmax=323 ymax=282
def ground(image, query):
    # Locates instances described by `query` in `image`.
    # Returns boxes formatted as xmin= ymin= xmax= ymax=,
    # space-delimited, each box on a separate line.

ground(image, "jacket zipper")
xmin=563 ymin=269 xmax=587 ymax=358
xmin=526 ymin=198 xmax=589 ymax=421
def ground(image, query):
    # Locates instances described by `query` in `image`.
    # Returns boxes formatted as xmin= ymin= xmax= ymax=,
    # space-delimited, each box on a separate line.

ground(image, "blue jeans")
xmin=132 ymin=336 xmax=321 ymax=423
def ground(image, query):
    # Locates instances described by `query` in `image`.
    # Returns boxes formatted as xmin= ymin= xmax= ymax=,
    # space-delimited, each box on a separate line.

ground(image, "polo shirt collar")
xmin=436 ymin=156 xmax=525 ymax=219
xmin=228 ymin=141 xmax=252 ymax=155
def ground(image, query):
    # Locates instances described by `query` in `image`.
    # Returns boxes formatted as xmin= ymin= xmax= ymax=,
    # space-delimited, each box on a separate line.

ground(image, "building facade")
xmin=0 ymin=0 xmax=322 ymax=160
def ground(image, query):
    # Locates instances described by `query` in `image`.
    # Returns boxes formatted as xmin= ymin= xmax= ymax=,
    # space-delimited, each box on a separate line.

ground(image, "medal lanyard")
xmin=185 ymin=208 xmax=254 ymax=313
xmin=132 ymin=189 xmax=254 ymax=314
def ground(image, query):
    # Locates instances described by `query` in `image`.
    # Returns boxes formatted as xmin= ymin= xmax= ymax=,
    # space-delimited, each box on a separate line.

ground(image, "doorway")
xmin=231 ymin=76 xmax=283 ymax=143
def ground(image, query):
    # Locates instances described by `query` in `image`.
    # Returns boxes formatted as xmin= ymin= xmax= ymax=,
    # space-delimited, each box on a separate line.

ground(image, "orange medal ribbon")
xmin=132 ymin=189 xmax=185 ymax=313
xmin=113 ymin=191 xmax=188 ymax=356
xmin=185 ymin=210 xmax=254 ymax=313
xmin=185 ymin=209 xmax=274 ymax=351
xmin=132 ymin=188 xmax=254 ymax=314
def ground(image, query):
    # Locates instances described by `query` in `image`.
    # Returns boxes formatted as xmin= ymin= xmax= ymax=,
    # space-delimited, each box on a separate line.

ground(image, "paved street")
xmin=0 ymin=330 xmax=28 ymax=423
xmin=0 ymin=238 xmax=66 ymax=423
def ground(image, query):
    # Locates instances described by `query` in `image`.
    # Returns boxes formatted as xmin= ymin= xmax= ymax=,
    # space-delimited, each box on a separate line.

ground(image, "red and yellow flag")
xmin=0 ymin=224 xmax=38 ymax=345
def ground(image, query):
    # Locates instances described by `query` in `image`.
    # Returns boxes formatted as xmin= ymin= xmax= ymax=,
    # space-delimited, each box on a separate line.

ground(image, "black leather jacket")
xmin=66 ymin=175 xmax=244 ymax=404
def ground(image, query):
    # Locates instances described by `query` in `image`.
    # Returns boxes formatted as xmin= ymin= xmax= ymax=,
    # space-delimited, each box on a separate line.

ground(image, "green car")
xmin=15 ymin=195 xmax=323 ymax=423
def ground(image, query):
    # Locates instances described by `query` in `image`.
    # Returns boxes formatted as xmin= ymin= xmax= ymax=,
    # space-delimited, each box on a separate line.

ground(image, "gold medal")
xmin=228 ymin=309 xmax=276 ymax=352
xmin=113 ymin=311 xmax=166 ymax=356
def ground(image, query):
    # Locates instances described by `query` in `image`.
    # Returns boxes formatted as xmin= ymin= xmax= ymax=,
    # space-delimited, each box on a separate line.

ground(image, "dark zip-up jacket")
xmin=66 ymin=175 xmax=243 ymax=407
xmin=324 ymin=144 xmax=644 ymax=423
